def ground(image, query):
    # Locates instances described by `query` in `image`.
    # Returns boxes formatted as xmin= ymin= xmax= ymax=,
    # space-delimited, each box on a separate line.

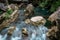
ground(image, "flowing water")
xmin=0 ymin=9 xmax=49 ymax=40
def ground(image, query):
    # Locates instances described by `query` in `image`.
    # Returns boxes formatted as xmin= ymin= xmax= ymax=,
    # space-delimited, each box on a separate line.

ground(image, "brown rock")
xmin=22 ymin=28 xmax=28 ymax=37
xmin=7 ymin=26 xmax=16 ymax=35
xmin=48 ymin=7 xmax=60 ymax=22
xmin=0 ymin=10 xmax=18 ymax=31
xmin=24 ymin=4 xmax=34 ymax=17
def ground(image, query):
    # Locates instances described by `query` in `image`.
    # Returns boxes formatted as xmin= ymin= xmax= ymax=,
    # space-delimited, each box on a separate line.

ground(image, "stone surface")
xmin=0 ymin=10 xmax=18 ymax=31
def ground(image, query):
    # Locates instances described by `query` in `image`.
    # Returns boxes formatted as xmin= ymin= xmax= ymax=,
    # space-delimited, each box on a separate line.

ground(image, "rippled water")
xmin=0 ymin=9 xmax=48 ymax=40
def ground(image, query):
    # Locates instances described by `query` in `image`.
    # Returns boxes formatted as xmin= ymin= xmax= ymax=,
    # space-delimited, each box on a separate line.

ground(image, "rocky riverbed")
xmin=0 ymin=9 xmax=49 ymax=40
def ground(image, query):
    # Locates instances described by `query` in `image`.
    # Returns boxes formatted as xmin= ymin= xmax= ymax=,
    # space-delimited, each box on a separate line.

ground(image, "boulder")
xmin=0 ymin=10 xmax=18 ymax=31
xmin=24 ymin=4 xmax=34 ymax=17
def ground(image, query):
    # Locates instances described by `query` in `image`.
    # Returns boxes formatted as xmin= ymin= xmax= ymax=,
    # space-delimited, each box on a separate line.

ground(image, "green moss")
xmin=4 ymin=9 xmax=13 ymax=19
xmin=6 ymin=9 xmax=13 ymax=15
xmin=4 ymin=13 xmax=10 ymax=19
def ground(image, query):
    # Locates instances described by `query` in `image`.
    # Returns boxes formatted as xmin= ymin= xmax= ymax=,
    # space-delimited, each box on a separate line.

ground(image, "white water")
xmin=0 ymin=10 xmax=48 ymax=40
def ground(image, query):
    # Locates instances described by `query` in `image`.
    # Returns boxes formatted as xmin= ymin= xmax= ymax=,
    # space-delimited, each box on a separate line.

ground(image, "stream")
xmin=0 ymin=8 xmax=49 ymax=40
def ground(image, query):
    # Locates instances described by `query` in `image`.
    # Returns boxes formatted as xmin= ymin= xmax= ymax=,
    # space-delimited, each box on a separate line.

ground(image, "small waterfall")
xmin=0 ymin=34 xmax=7 ymax=40
xmin=0 ymin=9 xmax=49 ymax=40
xmin=30 ymin=25 xmax=48 ymax=40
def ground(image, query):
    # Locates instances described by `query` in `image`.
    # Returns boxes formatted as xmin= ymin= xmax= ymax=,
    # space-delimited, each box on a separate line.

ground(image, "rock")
xmin=48 ymin=7 xmax=60 ymax=22
xmin=30 ymin=16 xmax=46 ymax=26
xmin=7 ymin=26 xmax=16 ymax=35
xmin=48 ymin=7 xmax=60 ymax=30
xmin=0 ymin=3 xmax=7 ymax=11
xmin=22 ymin=28 xmax=28 ymax=37
xmin=0 ymin=10 xmax=18 ymax=31
xmin=24 ymin=3 xmax=34 ymax=17
xmin=9 ymin=4 xmax=18 ymax=11
xmin=25 ymin=19 xmax=30 ymax=24
xmin=46 ymin=26 xmax=59 ymax=40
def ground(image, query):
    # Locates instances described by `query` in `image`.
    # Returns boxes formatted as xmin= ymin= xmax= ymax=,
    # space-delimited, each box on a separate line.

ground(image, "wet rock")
xmin=25 ymin=3 xmax=34 ymax=13
xmin=22 ymin=28 xmax=28 ymax=37
xmin=7 ymin=26 xmax=16 ymax=35
xmin=24 ymin=3 xmax=34 ymax=17
xmin=25 ymin=19 xmax=31 ymax=24
xmin=30 ymin=16 xmax=46 ymax=26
